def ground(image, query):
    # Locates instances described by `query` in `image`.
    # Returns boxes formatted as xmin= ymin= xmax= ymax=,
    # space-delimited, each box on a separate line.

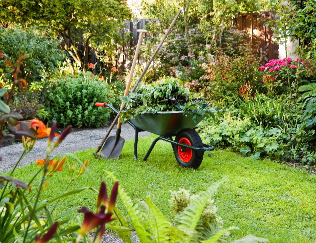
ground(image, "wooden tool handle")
xmin=117 ymin=29 xmax=147 ymax=129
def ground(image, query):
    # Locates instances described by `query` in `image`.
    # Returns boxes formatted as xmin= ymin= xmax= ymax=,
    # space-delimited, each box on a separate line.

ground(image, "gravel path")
xmin=0 ymin=123 xmax=150 ymax=172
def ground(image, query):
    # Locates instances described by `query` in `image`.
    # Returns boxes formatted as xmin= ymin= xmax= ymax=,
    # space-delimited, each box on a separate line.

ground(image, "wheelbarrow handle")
xmin=95 ymin=102 xmax=107 ymax=107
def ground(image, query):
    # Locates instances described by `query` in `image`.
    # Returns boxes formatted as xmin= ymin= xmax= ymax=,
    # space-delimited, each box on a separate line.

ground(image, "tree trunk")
xmin=60 ymin=32 xmax=83 ymax=71
xmin=183 ymin=0 xmax=191 ymax=43
xmin=83 ymin=35 xmax=93 ymax=72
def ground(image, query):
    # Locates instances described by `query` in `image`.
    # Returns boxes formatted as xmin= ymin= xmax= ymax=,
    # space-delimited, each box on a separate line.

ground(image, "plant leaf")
xmin=0 ymin=100 xmax=10 ymax=114
xmin=106 ymin=171 xmax=152 ymax=243
xmin=0 ymin=88 xmax=7 ymax=96
xmin=146 ymin=197 xmax=175 ymax=242
xmin=0 ymin=176 xmax=28 ymax=189
xmin=176 ymin=179 xmax=226 ymax=243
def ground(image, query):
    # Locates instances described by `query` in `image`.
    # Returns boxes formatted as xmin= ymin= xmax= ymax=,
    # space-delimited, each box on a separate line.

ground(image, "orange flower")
xmin=88 ymin=63 xmax=95 ymax=69
xmin=111 ymin=66 xmax=117 ymax=72
xmin=36 ymin=157 xmax=66 ymax=172
xmin=18 ymin=78 xmax=28 ymax=90
xmin=79 ymin=160 xmax=89 ymax=175
xmin=29 ymin=118 xmax=60 ymax=139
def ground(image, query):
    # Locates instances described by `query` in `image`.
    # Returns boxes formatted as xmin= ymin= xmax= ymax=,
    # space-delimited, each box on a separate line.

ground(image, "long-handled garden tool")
xmin=99 ymin=29 xmax=147 ymax=158
xmin=93 ymin=9 xmax=182 ymax=158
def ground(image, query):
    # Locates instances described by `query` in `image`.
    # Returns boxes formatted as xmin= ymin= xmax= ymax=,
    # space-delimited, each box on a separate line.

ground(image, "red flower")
xmin=78 ymin=181 xmax=118 ymax=241
xmin=35 ymin=222 xmax=59 ymax=243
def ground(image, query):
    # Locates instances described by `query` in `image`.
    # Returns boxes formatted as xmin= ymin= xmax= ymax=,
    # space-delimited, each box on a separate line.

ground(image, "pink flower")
xmin=259 ymin=66 xmax=266 ymax=71
xmin=284 ymin=58 xmax=292 ymax=63
xmin=188 ymin=53 xmax=195 ymax=58
xmin=185 ymin=82 xmax=191 ymax=88
xmin=274 ymin=66 xmax=281 ymax=71
xmin=290 ymin=65 xmax=297 ymax=69
xmin=170 ymin=72 xmax=174 ymax=76
xmin=192 ymin=80 xmax=198 ymax=86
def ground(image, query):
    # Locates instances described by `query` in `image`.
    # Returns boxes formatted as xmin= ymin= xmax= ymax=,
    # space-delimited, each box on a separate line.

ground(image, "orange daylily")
xmin=17 ymin=78 xmax=28 ymax=90
xmin=36 ymin=157 xmax=66 ymax=172
xmin=79 ymin=160 xmax=89 ymax=175
xmin=88 ymin=63 xmax=95 ymax=69
xmin=29 ymin=118 xmax=60 ymax=139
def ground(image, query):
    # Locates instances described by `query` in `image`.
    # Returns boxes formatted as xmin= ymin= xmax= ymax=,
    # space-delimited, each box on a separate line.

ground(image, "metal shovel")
xmin=100 ymin=29 xmax=147 ymax=158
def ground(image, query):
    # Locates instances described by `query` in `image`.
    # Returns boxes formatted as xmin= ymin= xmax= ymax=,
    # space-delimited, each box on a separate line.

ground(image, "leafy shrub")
xmin=238 ymin=94 xmax=300 ymax=129
xmin=10 ymin=91 xmax=42 ymax=120
xmin=198 ymin=52 xmax=263 ymax=106
xmin=217 ymin=27 xmax=251 ymax=56
xmin=43 ymin=74 xmax=116 ymax=128
xmin=197 ymin=104 xmax=316 ymax=165
xmin=0 ymin=28 xmax=65 ymax=84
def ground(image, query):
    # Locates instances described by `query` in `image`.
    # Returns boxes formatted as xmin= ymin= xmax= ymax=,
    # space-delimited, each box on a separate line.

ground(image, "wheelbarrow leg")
xmin=134 ymin=128 xmax=141 ymax=160
xmin=143 ymin=136 xmax=162 ymax=161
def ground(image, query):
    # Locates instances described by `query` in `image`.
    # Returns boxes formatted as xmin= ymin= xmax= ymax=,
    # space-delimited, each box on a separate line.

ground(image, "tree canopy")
xmin=0 ymin=0 xmax=132 ymax=70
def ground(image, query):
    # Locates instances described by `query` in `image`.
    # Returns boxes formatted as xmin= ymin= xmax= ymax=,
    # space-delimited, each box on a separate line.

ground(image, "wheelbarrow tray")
xmin=130 ymin=111 xmax=203 ymax=136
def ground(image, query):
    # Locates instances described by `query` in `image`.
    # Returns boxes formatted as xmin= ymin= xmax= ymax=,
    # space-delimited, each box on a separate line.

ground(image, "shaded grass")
xmin=10 ymin=135 xmax=316 ymax=242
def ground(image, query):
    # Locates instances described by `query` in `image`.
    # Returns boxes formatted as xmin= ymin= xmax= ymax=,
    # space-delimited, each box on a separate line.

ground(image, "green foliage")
xmin=0 ymin=125 xmax=89 ymax=242
xmin=199 ymin=51 xmax=263 ymax=105
xmin=0 ymin=28 xmax=65 ymax=83
xmin=121 ymin=78 xmax=212 ymax=122
xmin=10 ymin=91 xmax=42 ymax=120
xmin=0 ymin=0 xmax=131 ymax=70
xmin=11 ymin=137 xmax=316 ymax=242
xmin=107 ymin=172 xmax=254 ymax=243
xmin=239 ymin=94 xmax=299 ymax=129
xmin=43 ymin=74 xmax=116 ymax=128
xmin=298 ymin=82 xmax=316 ymax=145
xmin=198 ymin=100 xmax=316 ymax=165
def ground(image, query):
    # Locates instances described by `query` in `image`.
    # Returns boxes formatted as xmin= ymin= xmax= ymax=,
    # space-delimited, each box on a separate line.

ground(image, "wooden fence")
xmin=236 ymin=11 xmax=279 ymax=62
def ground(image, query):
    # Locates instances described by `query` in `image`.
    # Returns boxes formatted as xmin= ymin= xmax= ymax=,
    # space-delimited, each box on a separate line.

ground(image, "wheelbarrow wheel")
xmin=173 ymin=128 xmax=204 ymax=169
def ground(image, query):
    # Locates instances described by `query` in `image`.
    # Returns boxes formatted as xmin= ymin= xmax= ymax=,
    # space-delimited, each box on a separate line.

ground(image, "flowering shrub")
xmin=259 ymin=58 xmax=303 ymax=95
xmin=0 ymin=120 xmax=122 ymax=242
xmin=198 ymin=51 xmax=263 ymax=106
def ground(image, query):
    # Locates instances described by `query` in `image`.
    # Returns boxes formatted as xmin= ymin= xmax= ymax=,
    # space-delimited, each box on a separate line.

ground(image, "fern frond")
xmin=106 ymin=171 xmax=152 ymax=243
xmin=175 ymin=179 xmax=226 ymax=243
xmin=145 ymin=197 xmax=177 ymax=243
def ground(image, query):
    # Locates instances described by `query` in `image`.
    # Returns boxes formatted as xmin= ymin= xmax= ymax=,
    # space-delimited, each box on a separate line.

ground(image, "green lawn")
xmin=10 ymin=135 xmax=316 ymax=242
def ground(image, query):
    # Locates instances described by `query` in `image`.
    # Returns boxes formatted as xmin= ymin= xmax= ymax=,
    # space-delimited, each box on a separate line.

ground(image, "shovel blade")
xmin=100 ymin=136 xmax=125 ymax=159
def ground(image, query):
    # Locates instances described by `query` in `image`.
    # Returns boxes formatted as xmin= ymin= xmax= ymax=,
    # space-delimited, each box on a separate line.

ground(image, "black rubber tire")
xmin=173 ymin=128 xmax=204 ymax=169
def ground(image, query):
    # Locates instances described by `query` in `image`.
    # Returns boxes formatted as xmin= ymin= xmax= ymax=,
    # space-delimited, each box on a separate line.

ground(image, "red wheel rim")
xmin=178 ymin=137 xmax=193 ymax=162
